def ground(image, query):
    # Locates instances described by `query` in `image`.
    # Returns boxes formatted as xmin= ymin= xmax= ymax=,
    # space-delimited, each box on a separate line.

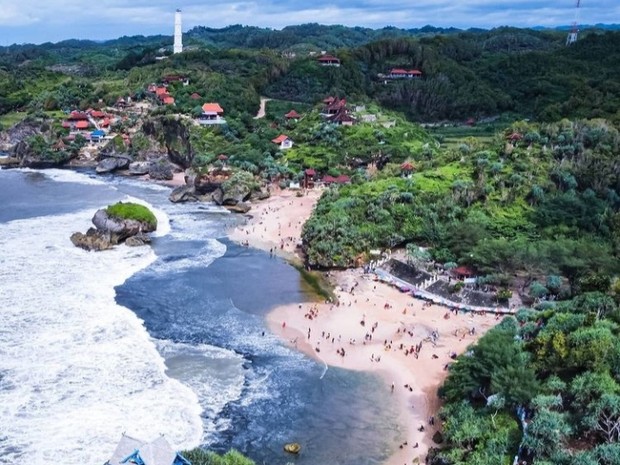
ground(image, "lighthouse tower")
xmin=173 ymin=9 xmax=183 ymax=54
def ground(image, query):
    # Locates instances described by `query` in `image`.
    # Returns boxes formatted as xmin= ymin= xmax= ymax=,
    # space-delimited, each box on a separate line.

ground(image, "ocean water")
xmin=0 ymin=169 xmax=402 ymax=465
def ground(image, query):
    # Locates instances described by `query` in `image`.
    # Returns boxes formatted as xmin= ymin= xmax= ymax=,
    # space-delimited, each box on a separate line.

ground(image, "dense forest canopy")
xmin=1 ymin=25 xmax=619 ymax=123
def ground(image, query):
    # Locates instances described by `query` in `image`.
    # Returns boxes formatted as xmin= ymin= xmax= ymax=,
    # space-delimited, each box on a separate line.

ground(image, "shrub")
xmin=105 ymin=202 xmax=157 ymax=229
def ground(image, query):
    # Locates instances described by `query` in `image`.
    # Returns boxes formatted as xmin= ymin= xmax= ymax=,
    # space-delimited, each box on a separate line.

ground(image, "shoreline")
xmin=226 ymin=187 xmax=500 ymax=465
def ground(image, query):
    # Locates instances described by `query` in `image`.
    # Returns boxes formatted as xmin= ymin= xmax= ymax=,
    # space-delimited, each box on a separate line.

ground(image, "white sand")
xmin=229 ymin=187 xmax=501 ymax=465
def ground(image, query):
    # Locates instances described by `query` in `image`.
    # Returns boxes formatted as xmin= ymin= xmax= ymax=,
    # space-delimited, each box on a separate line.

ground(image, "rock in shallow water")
xmin=70 ymin=228 xmax=115 ymax=251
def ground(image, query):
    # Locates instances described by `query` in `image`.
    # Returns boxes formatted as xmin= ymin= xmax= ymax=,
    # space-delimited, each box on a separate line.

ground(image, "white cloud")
xmin=1 ymin=0 xmax=618 ymax=44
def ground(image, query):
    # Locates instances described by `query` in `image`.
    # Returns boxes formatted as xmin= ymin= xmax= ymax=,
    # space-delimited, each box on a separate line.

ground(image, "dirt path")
xmin=254 ymin=97 xmax=271 ymax=119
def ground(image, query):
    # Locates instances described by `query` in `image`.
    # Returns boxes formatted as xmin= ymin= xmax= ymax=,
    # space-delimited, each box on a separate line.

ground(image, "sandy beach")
xmin=229 ymin=187 xmax=499 ymax=465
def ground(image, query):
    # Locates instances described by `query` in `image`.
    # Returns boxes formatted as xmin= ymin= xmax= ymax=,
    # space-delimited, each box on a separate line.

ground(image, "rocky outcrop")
xmin=72 ymin=207 xmax=157 ymax=251
xmin=0 ymin=118 xmax=48 ymax=151
xmin=92 ymin=208 xmax=155 ymax=240
xmin=70 ymin=228 xmax=115 ymax=251
xmin=169 ymin=185 xmax=199 ymax=203
xmin=125 ymin=232 xmax=152 ymax=247
xmin=142 ymin=116 xmax=193 ymax=168
xmin=96 ymin=155 xmax=131 ymax=173
xmin=225 ymin=202 xmax=251 ymax=213
xmin=148 ymin=159 xmax=174 ymax=180
xmin=128 ymin=161 xmax=151 ymax=175
xmin=212 ymin=184 xmax=252 ymax=206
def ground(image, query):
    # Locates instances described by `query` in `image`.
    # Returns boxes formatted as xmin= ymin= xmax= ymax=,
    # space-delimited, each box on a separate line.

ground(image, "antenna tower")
xmin=566 ymin=0 xmax=581 ymax=45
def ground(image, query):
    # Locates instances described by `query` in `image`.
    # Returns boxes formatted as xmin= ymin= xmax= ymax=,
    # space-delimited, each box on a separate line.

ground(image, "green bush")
xmin=182 ymin=449 xmax=255 ymax=465
xmin=105 ymin=202 xmax=157 ymax=229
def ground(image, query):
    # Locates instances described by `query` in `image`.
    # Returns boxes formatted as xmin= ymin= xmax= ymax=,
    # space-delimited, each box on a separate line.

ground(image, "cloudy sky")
xmin=0 ymin=0 xmax=617 ymax=45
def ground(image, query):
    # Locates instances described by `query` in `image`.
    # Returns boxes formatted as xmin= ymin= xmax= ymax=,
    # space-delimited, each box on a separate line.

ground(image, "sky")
xmin=0 ymin=0 xmax=617 ymax=45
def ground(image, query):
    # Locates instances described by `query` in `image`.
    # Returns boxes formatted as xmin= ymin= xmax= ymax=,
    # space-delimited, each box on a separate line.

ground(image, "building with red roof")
xmin=317 ymin=54 xmax=340 ymax=66
xmin=198 ymin=102 xmax=226 ymax=125
xmin=163 ymin=96 xmax=175 ymax=105
xmin=285 ymin=110 xmax=301 ymax=120
xmin=329 ymin=108 xmax=356 ymax=126
xmin=271 ymin=134 xmax=293 ymax=150
xmin=67 ymin=111 xmax=89 ymax=121
xmin=190 ymin=92 xmax=202 ymax=100
xmin=388 ymin=68 xmax=422 ymax=79
xmin=323 ymin=97 xmax=347 ymax=115
xmin=75 ymin=120 xmax=90 ymax=130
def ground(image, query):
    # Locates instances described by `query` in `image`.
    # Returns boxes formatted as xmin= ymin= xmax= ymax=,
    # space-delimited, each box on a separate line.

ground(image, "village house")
xmin=198 ymin=102 xmax=226 ymax=125
xmin=61 ymin=111 xmax=90 ymax=131
xmin=161 ymin=95 xmax=175 ymax=105
xmin=317 ymin=54 xmax=341 ymax=67
xmin=329 ymin=107 xmax=356 ymax=126
xmin=304 ymin=168 xmax=316 ymax=188
xmin=272 ymin=134 xmax=294 ymax=150
xmin=162 ymin=74 xmax=189 ymax=86
xmin=387 ymin=68 xmax=423 ymax=79
xmin=322 ymin=97 xmax=347 ymax=116
xmin=105 ymin=434 xmax=191 ymax=465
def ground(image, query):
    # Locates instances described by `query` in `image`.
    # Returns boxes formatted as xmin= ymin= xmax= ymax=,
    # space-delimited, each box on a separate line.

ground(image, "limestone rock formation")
xmin=71 ymin=204 xmax=157 ymax=251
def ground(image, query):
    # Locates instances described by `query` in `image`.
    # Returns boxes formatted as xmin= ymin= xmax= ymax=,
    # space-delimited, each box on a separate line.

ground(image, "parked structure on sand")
xmin=105 ymin=434 xmax=191 ymax=465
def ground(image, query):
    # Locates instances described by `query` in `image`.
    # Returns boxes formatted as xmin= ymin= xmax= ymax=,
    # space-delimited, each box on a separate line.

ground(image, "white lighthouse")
xmin=173 ymin=9 xmax=183 ymax=54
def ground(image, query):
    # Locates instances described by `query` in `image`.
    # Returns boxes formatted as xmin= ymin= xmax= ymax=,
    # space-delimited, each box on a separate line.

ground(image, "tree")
xmin=523 ymin=409 xmax=571 ymax=458
xmin=585 ymin=393 xmax=620 ymax=443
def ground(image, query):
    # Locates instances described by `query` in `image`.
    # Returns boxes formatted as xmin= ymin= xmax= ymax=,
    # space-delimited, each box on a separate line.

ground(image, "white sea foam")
xmin=156 ymin=340 xmax=245 ymax=442
xmin=147 ymin=238 xmax=227 ymax=274
xmin=18 ymin=168 xmax=108 ymax=186
xmin=0 ymin=209 xmax=203 ymax=464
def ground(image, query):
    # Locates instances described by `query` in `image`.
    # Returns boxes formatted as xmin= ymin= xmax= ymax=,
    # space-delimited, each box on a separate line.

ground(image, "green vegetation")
xmin=434 ymin=293 xmax=620 ymax=465
xmin=182 ymin=448 xmax=254 ymax=465
xmin=105 ymin=202 xmax=157 ymax=229
xmin=303 ymin=119 xmax=620 ymax=296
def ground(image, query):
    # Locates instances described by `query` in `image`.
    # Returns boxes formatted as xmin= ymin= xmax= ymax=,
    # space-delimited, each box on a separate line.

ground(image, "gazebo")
xmin=304 ymin=168 xmax=316 ymax=188
xmin=400 ymin=161 xmax=415 ymax=176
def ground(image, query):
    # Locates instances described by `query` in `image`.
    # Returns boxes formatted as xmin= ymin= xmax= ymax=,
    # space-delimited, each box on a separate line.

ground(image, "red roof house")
xmin=155 ymin=86 xmax=168 ymax=96
xmin=202 ymin=103 xmax=224 ymax=114
xmin=75 ymin=120 xmax=90 ymax=130
xmin=67 ymin=111 xmax=89 ymax=121
xmin=163 ymin=96 xmax=175 ymax=105
xmin=190 ymin=93 xmax=202 ymax=100
xmin=271 ymin=134 xmax=293 ymax=150
xmin=388 ymin=68 xmax=422 ymax=79
xmin=90 ymin=110 xmax=106 ymax=118
xmin=198 ymin=103 xmax=226 ymax=125
xmin=317 ymin=55 xmax=341 ymax=66
xmin=329 ymin=107 xmax=356 ymax=126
